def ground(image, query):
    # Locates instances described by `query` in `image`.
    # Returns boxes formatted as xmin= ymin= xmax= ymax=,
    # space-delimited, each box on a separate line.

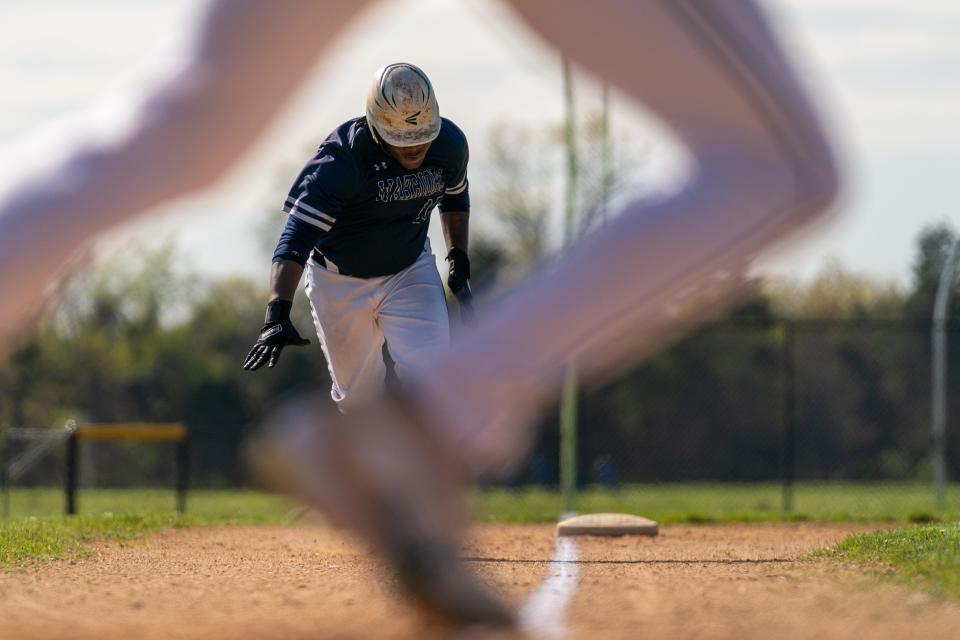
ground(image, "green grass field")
xmin=4 ymin=482 xmax=959 ymax=523
xmin=0 ymin=490 xmax=299 ymax=569
xmin=2 ymin=488 xmax=297 ymax=523
xmin=832 ymin=524 xmax=960 ymax=598
xmin=474 ymin=482 xmax=960 ymax=523
xmin=2 ymin=483 xmax=958 ymax=570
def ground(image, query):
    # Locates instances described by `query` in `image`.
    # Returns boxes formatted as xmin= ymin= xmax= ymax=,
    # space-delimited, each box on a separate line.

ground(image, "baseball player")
xmin=0 ymin=0 xmax=841 ymax=630
xmin=242 ymin=63 xmax=471 ymax=415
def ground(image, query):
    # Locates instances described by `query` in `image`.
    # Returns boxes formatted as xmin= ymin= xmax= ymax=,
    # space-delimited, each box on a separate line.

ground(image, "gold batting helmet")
xmin=366 ymin=63 xmax=441 ymax=147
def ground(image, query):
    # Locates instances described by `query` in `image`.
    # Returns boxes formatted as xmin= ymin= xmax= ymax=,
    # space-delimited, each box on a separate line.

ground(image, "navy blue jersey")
xmin=273 ymin=116 xmax=469 ymax=278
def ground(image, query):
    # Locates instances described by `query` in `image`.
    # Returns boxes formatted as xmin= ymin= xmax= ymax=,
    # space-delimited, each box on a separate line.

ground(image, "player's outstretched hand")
xmin=243 ymin=300 xmax=310 ymax=371
xmin=445 ymin=248 xmax=470 ymax=294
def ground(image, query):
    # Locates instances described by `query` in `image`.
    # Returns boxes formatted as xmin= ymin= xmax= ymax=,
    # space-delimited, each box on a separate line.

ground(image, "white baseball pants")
xmin=304 ymin=244 xmax=449 ymax=413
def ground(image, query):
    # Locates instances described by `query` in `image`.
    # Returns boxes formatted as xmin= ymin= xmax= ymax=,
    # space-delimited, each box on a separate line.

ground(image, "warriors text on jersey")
xmin=273 ymin=117 xmax=469 ymax=278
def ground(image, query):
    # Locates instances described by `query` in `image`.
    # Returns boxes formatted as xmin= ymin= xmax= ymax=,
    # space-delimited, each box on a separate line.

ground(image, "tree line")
xmin=1 ymin=114 xmax=958 ymax=487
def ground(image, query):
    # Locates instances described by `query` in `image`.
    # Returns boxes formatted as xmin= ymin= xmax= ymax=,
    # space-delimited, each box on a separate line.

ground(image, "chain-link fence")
xmin=0 ymin=423 xmax=72 ymax=516
xmin=2 ymin=317 xmax=958 ymax=518
xmin=509 ymin=317 xmax=958 ymax=516
xmin=0 ymin=421 xmax=241 ymax=516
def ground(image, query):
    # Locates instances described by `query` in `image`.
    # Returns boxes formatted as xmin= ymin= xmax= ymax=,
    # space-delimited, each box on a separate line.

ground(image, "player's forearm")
xmin=269 ymin=260 xmax=305 ymax=302
xmin=440 ymin=211 xmax=469 ymax=254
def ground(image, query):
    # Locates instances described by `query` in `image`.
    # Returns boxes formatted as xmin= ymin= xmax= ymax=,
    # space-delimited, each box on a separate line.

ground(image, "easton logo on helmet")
xmin=405 ymin=111 xmax=420 ymax=125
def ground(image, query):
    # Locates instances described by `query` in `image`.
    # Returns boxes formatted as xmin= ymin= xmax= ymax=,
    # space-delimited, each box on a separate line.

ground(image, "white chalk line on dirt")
xmin=517 ymin=537 xmax=579 ymax=637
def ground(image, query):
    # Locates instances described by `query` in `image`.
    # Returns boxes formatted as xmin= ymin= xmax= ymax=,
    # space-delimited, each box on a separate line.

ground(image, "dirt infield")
xmin=2 ymin=523 xmax=959 ymax=639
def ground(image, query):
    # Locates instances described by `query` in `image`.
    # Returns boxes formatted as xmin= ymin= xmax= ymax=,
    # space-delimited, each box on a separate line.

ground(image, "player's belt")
xmin=310 ymin=249 xmax=353 ymax=277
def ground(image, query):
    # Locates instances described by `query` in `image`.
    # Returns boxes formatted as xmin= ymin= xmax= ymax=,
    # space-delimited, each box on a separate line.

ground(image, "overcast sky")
xmin=0 ymin=0 xmax=957 ymax=287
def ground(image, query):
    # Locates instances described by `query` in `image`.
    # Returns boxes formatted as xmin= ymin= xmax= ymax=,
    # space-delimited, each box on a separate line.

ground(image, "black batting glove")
xmin=242 ymin=299 xmax=310 ymax=371
xmin=446 ymin=247 xmax=471 ymax=294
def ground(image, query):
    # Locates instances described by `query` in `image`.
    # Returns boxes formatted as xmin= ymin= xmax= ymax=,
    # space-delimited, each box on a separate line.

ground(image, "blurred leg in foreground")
xmin=0 ymin=0 xmax=369 ymax=345
xmin=255 ymin=0 xmax=840 ymax=628
xmin=425 ymin=0 xmax=841 ymax=472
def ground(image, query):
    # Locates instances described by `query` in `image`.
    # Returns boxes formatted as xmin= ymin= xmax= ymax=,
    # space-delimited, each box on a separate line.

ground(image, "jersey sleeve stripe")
xmin=445 ymin=179 xmax=467 ymax=195
xmin=288 ymin=209 xmax=332 ymax=232
xmin=285 ymin=195 xmax=336 ymax=223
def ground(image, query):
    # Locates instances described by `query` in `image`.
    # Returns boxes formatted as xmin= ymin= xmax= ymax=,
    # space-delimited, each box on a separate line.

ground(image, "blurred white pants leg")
xmin=0 ymin=0 xmax=371 ymax=347
xmin=420 ymin=0 xmax=840 ymax=472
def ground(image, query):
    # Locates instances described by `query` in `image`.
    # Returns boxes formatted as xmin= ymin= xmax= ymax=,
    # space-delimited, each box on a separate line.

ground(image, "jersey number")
xmin=414 ymin=197 xmax=439 ymax=224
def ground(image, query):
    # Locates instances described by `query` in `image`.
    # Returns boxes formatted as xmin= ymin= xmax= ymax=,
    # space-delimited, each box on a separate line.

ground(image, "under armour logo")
xmin=374 ymin=162 xmax=388 ymax=171
xmin=404 ymin=111 xmax=420 ymax=125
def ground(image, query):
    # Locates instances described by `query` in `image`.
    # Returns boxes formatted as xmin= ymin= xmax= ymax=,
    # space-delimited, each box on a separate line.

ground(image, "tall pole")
xmin=781 ymin=320 xmax=796 ymax=513
xmin=600 ymin=82 xmax=610 ymax=222
xmin=560 ymin=56 xmax=579 ymax=515
xmin=562 ymin=56 xmax=578 ymax=246
xmin=932 ymin=239 xmax=960 ymax=508
xmin=1 ymin=428 xmax=9 ymax=518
